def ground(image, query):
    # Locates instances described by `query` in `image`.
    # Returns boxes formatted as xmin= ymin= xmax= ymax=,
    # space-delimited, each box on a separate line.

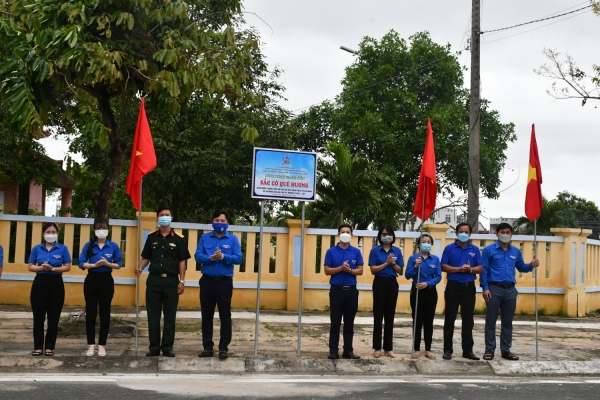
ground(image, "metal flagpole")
xmin=254 ymin=200 xmax=265 ymax=357
xmin=411 ymin=184 xmax=426 ymax=358
xmin=534 ymin=218 xmax=539 ymax=361
xmin=297 ymin=201 xmax=306 ymax=357
xmin=135 ymin=179 xmax=143 ymax=353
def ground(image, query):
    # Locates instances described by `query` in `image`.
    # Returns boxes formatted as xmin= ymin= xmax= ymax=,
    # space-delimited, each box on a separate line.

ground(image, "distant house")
xmin=489 ymin=217 xmax=518 ymax=234
xmin=403 ymin=208 xmax=487 ymax=233
xmin=0 ymin=158 xmax=75 ymax=216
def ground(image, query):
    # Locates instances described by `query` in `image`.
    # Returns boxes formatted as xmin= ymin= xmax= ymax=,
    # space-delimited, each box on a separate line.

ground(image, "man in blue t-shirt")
xmin=441 ymin=222 xmax=482 ymax=361
xmin=0 ymin=244 xmax=3 ymax=279
xmin=324 ymin=223 xmax=364 ymax=360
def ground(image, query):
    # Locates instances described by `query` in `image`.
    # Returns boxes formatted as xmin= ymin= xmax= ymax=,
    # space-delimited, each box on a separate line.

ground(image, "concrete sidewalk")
xmin=1 ymin=305 xmax=600 ymax=376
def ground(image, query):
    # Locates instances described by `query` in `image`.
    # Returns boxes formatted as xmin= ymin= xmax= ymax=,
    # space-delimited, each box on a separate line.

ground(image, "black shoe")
xmin=198 ymin=350 xmax=214 ymax=358
xmin=162 ymin=350 xmax=176 ymax=358
xmin=342 ymin=352 xmax=361 ymax=360
xmin=219 ymin=351 xmax=228 ymax=360
xmin=443 ymin=350 xmax=452 ymax=360
xmin=146 ymin=350 xmax=160 ymax=357
xmin=328 ymin=353 xmax=339 ymax=360
xmin=462 ymin=352 xmax=480 ymax=361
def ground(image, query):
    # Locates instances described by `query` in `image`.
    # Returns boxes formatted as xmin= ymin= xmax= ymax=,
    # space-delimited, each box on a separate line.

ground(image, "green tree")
xmin=310 ymin=141 xmax=401 ymax=229
xmin=513 ymin=197 xmax=576 ymax=235
xmin=556 ymin=191 xmax=600 ymax=238
xmin=295 ymin=31 xmax=515 ymax=228
xmin=0 ymin=0 xmax=257 ymax=221
xmin=67 ymin=27 xmax=295 ymax=222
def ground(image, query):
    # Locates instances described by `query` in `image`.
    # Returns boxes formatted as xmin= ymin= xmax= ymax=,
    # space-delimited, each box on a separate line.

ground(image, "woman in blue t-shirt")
xmin=405 ymin=233 xmax=441 ymax=360
xmin=79 ymin=220 xmax=122 ymax=357
xmin=368 ymin=224 xmax=404 ymax=358
xmin=27 ymin=222 xmax=72 ymax=356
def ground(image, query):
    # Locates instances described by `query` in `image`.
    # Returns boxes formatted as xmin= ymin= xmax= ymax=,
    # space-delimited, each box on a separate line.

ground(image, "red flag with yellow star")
xmin=413 ymin=118 xmax=437 ymax=221
xmin=525 ymin=124 xmax=543 ymax=221
xmin=126 ymin=98 xmax=156 ymax=211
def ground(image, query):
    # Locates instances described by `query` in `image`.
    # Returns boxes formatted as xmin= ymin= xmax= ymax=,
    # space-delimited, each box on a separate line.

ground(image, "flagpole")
xmin=135 ymin=179 xmax=142 ymax=354
xmin=534 ymin=218 xmax=538 ymax=361
xmin=412 ymin=184 xmax=425 ymax=359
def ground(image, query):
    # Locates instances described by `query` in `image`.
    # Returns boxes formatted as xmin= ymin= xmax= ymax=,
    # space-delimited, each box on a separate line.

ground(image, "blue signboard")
xmin=251 ymin=148 xmax=317 ymax=201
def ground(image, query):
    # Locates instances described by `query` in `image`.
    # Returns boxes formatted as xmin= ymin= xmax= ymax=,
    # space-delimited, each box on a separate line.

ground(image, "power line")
xmin=480 ymin=4 xmax=592 ymax=34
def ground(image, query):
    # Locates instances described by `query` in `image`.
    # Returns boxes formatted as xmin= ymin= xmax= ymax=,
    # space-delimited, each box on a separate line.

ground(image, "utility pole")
xmin=467 ymin=0 xmax=481 ymax=232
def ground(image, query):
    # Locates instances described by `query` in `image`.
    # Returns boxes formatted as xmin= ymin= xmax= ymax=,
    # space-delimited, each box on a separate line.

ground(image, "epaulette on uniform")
xmin=148 ymin=229 xmax=159 ymax=235
xmin=173 ymin=230 xmax=184 ymax=238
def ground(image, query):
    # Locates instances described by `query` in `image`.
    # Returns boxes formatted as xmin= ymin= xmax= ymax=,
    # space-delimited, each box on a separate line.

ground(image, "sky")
xmin=40 ymin=1 xmax=600 ymax=228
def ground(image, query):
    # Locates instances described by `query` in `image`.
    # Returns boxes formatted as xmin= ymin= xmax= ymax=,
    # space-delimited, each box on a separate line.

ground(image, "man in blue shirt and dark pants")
xmin=441 ymin=222 xmax=482 ymax=361
xmin=481 ymin=222 xmax=539 ymax=361
xmin=195 ymin=210 xmax=242 ymax=360
xmin=324 ymin=223 xmax=364 ymax=360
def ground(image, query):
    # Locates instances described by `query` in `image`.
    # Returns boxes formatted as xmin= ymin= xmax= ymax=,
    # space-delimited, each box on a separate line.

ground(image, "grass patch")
xmin=264 ymin=323 xmax=293 ymax=333
xmin=175 ymin=321 xmax=201 ymax=332
xmin=473 ymin=306 xmax=487 ymax=315
xmin=575 ymin=357 xmax=589 ymax=361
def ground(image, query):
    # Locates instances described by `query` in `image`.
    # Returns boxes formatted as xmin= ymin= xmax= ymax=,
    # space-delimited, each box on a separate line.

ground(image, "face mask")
xmin=95 ymin=230 xmax=109 ymax=240
xmin=212 ymin=223 xmax=228 ymax=233
xmin=158 ymin=216 xmax=172 ymax=227
xmin=380 ymin=235 xmax=393 ymax=244
xmin=498 ymin=234 xmax=511 ymax=244
xmin=420 ymin=243 xmax=432 ymax=252
xmin=44 ymin=234 xmax=58 ymax=243
xmin=457 ymin=232 xmax=470 ymax=243
xmin=339 ymin=233 xmax=352 ymax=243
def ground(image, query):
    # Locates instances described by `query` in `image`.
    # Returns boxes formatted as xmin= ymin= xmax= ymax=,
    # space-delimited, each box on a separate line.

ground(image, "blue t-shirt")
xmin=405 ymin=253 xmax=441 ymax=287
xmin=441 ymin=242 xmax=483 ymax=283
xmin=368 ymin=245 xmax=404 ymax=277
xmin=78 ymin=240 xmax=123 ymax=273
xmin=324 ymin=244 xmax=364 ymax=286
xmin=194 ymin=231 xmax=242 ymax=277
xmin=481 ymin=241 xmax=533 ymax=291
xmin=28 ymin=242 xmax=72 ymax=275
xmin=0 ymin=244 xmax=3 ymax=268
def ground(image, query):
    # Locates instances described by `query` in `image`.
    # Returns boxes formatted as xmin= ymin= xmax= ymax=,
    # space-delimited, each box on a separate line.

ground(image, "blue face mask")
xmin=457 ymin=232 xmax=470 ymax=243
xmin=212 ymin=223 xmax=228 ymax=233
xmin=420 ymin=243 xmax=432 ymax=252
xmin=158 ymin=216 xmax=172 ymax=227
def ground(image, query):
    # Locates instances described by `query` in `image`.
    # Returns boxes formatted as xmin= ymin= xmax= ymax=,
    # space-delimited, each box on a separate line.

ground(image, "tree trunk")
xmin=92 ymin=94 xmax=127 ymax=222
xmin=18 ymin=181 xmax=30 ymax=215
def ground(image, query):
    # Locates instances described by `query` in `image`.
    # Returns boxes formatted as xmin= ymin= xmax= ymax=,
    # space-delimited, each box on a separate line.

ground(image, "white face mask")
xmin=44 ymin=234 xmax=58 ymax=243
xmin=498 ymin=234 xmax=511 ymax=244
xmin=339 ymin=233 xmax=352 ymax=243
xmin=95 ymin=230 xmax=109 ymax=240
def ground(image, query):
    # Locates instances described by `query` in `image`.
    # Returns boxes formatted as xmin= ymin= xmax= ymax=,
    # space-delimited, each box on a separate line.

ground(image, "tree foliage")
xmin=513 ymin=191 xmax=600 ymax=237
xmin=0 ymin=0 xmax=258 ymax=220
xmin=295 ymin=31 xmax=515 ymax=228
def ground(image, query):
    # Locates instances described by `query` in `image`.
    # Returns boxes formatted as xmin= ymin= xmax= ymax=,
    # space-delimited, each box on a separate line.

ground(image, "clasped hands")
xmin=210 ymin=247 xmax=224 ymax=261
xmin=341 ymin=260 xmax=353 ymax=273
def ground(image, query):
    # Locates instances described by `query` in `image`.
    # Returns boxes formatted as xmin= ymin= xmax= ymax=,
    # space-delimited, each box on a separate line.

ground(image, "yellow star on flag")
xmin=527 ymin=163 xmax=537 ymax=183
xmin=136 ymin=151 xmax=142 ymax=156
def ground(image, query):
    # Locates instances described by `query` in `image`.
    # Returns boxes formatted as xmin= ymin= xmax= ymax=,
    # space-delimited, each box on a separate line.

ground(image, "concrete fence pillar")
xmin=284 ymin=218 xmax=311 ymax=311
xmin=550 ymin=227 xmax=591 ymax=317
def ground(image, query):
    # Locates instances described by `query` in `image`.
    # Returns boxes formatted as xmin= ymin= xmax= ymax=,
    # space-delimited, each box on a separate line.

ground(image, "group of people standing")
xmin=324 ymin=222 xmax=539 ymax=361
xmin=17 ymin=209 xmax=537 ymax=361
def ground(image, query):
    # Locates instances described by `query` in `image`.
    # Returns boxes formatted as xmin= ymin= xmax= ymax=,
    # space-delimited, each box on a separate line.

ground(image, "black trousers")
xmin=200 ymin=275 xmax=233 ymax=352
xmin=30 ymin=274 xmax=65 ymax=350
xmin=329 ymin=285 xmax=359 ymax=354
xmin=410 ymin=286 xmax=438 ymax=351
xmin=84 ymin=272 xmax=115 ymax=346
xmin=146 ymin=274 xmax=180 ymax=352
xmin=443 ymin=280 xmax=476 ymax=353
xmin=372 ymin=276 xmax=399 ymax=351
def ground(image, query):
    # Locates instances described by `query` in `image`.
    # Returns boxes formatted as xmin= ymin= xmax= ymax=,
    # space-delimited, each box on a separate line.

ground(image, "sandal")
xmin=483 ymin=351 xmax=494 ymax=360
xmin=98 ymin=345 xmax=106 ymax=357
xmin=373 ymin=350 xmax=381 ymax=358
xmin=411 ymin=351 xmax=420 ymax=359
xmin=32 ymin=350 xmax=43 ymax=357
xmin=86 ymin=345 xmax=95 ymax=357
xmin=501 ymin=352 xmax=519 ymax=361
xmin=424 ymin=351 xmax=436 ymax=360
xmin=384 ymin=351 xmax=396 ymax=358
xmin=45 ymin=350 xmax=54 ymax=357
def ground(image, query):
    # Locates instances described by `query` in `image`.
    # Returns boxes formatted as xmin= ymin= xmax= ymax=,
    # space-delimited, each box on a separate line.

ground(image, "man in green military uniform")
xmin=135 ymin=206 xmax=190 ymax=357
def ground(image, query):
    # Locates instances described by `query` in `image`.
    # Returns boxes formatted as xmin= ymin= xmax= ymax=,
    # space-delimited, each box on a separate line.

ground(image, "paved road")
xmin=1 ymin=374 xmax=599 ymax=399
